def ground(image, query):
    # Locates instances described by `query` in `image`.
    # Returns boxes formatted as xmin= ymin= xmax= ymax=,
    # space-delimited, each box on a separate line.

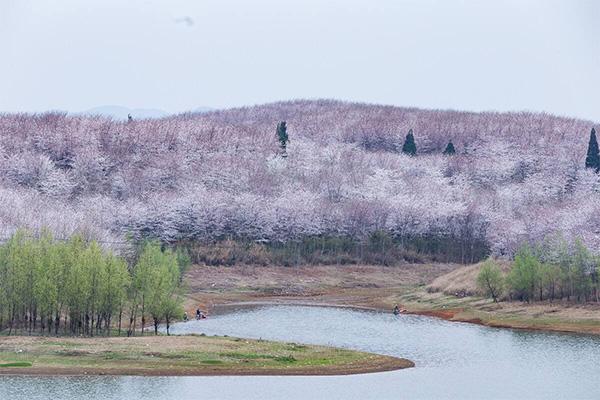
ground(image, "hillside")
xmin=0 ymin=100 xmax=598 ymax=257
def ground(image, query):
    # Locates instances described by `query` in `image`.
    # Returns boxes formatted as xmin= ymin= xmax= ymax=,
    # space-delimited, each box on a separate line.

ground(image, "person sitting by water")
xmin=196 ymin=307 xmax=202 ymax=319
xmin=183 ymin=311 xmax=188 ymax=322
xmin=393 ymin=305 xmax=400 ymax=315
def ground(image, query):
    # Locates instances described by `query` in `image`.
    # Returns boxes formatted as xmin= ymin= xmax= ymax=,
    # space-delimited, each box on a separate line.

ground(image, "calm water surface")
xmin=2 ymin=305 xmax=600 ymax=400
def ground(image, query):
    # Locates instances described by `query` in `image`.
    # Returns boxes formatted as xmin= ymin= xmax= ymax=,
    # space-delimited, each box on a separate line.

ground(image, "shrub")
xmin=476 ymin=259 xmax=504 ymax=302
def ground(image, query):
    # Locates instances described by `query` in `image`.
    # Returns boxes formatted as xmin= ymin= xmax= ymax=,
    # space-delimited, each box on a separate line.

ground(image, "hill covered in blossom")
xmin=0 ymin=100 xmax=598 ymax=260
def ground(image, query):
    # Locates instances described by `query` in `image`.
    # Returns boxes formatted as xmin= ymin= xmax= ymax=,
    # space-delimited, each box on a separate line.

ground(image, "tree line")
xmin=478 ymin=236 xmax=599 ymax=303
xmin=0 ymin=230 xmax=188 ymax=336
xmin=183 ymin=229 xmax=490 ymax=267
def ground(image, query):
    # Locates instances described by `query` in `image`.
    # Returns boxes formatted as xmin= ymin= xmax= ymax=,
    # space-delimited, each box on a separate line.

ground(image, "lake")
xmin=2 ymin=305 xmax=600 ymax=400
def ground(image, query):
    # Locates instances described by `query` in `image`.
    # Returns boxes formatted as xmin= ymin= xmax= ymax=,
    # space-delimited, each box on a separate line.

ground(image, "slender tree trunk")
xmin=128 ymin=304 xmax=138 ymax=337
xmin=118 ymin=309 xmax=123 ymax=336
xmin=8 ymin=308 xmax=15 ymax=336
xmin=89 ymin=312 xmax=94 ymax=337
xmin=141 ymin=298 xmax=146 ymax=336
xmin=54 ymin=310 xmax=59 ymax=335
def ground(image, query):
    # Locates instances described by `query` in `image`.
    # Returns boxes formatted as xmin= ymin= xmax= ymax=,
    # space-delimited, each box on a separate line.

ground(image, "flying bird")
xmin=174 ymin=16 xmax=194 ymax=27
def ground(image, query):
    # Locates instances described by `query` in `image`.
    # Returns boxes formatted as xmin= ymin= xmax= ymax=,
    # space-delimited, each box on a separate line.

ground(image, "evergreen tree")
xmin=276 ymin=121 xmax=289 ymax=155
xmin=402 ymin=129 xmax=417 ymax=156
xmin=443 ymin=141 xmax=456 ymax=155
xmin=585 ymin=128 xmax=600 ymax=172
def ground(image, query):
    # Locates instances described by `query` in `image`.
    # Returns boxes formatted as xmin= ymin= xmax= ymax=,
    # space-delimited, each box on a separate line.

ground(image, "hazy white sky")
xmin=1 ymin=0 xmax=599 ymax=120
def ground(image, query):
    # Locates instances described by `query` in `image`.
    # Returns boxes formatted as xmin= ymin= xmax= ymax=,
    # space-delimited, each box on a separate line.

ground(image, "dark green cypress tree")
xmin=585 ymin=128 xmax=599 ymax=172
xmin=443 ymin=141 xmax=456 ymax=155
xmin=402 ymin=129 xmax=417 ymax=156
xmin=276 ymin=121 xmax=288 ymax=154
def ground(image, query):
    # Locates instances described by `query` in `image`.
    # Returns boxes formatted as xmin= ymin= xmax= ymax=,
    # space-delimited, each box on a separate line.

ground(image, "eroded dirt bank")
xmin=184 ymin=264 xmax=600 ymax=336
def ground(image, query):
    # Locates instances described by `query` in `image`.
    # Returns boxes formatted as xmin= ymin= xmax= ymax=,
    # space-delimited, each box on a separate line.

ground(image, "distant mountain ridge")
xmin=77 ymin=105 xmax=214 ymax=120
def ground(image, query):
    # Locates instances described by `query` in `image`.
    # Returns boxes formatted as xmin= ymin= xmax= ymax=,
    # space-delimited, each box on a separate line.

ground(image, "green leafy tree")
xmin=0 ymin=230 xmax=183 ymax=337
xmin=592 ymin=256 xmax=600 ymax=303
xmin=476 ymin=259 xmax=504 ymax=302
xmin=100 ymin=254 xmax=130 ymax=335
xmin=443 ymin=141 xmax=456 ymax=155
xmin=402 ymin=129 xmax=417 ymax=156
xmin=175 ymin=247 xmax=191 ymax=284
xmin=585 ymin=128 xmax=600 ymax=171
xmin=33 ymin=231 xmax=59 ymax=334
xmin=507 ymin=245 xmax=540 ymax=302
xmin=2 ymin=231 xmax=30 ymax=334
xmin=134 ymin=242 xmax=181 ymax=335
xmin=571 ymin=239 xmax=593 ymax=301
xmin=162 ymin=296 xmax=184 ymax=336
xmin=539 ymin=263 xmax=562 ymax=301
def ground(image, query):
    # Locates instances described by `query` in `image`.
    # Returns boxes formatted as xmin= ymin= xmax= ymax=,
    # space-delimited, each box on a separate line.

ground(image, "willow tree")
xmin=131 ymin=242 xmax=180 ymax=336
xmin=100 ymin=254 xmax=130 ymax=335
xmin=507 ymin=245 xmax=539 ymax=302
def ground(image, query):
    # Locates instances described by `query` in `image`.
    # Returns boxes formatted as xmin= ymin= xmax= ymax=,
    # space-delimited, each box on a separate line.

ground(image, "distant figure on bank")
xmin=127 ymin=113 xmax=133 ymax=122
xmin=393 ymin=305 xmax=400 ymax=315
xmin=196 ymin=307 xmax=206 ymax=320
xmin=183 ymin=311 xmax=188 ymax=322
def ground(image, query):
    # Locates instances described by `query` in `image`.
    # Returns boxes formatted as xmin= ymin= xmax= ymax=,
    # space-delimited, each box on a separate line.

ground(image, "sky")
xmin=0 ymin=0 xmax=599 ymax=121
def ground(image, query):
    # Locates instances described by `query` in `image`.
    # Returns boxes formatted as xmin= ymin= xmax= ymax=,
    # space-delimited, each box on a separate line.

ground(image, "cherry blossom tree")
xmin=0 ymin=100 xmax=597 ymax=261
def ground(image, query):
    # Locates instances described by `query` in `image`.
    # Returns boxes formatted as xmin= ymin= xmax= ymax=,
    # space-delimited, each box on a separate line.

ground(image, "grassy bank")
xmin=183 ymin=264 xmax=600 ymax=336
xmin=0 ymin=335 xmax=413 ymax=376
xmin=397 ymin=288 xmax=600 ymax=335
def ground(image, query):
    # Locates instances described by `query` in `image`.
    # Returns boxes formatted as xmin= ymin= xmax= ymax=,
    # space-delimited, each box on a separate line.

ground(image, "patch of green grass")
xmin=201 ymin=359 xmax=224 ymax=365
xmin=53 ymin=350 xmax=91 ymax=357
xmin=287 ymin=343 xmax=308 ymax=351
xmin=274 ymin=356 xmax=296 ymax=363
xmin=0 ymin=361 xmax=33 ymax=367
xmin=296 ymin=358 xmax=335 ymax=366
xmin=159 ymin=352 xmax=187 ymax=359
xmin=219 ymin=352 xmax=276 ymax=360
xmin=102 ymin=351 xmax=131 ymax=360
xmin=218 ymin=352 xmax=297 ymax=363
xmin=40 ymin=341 xmax=81 ymax=348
